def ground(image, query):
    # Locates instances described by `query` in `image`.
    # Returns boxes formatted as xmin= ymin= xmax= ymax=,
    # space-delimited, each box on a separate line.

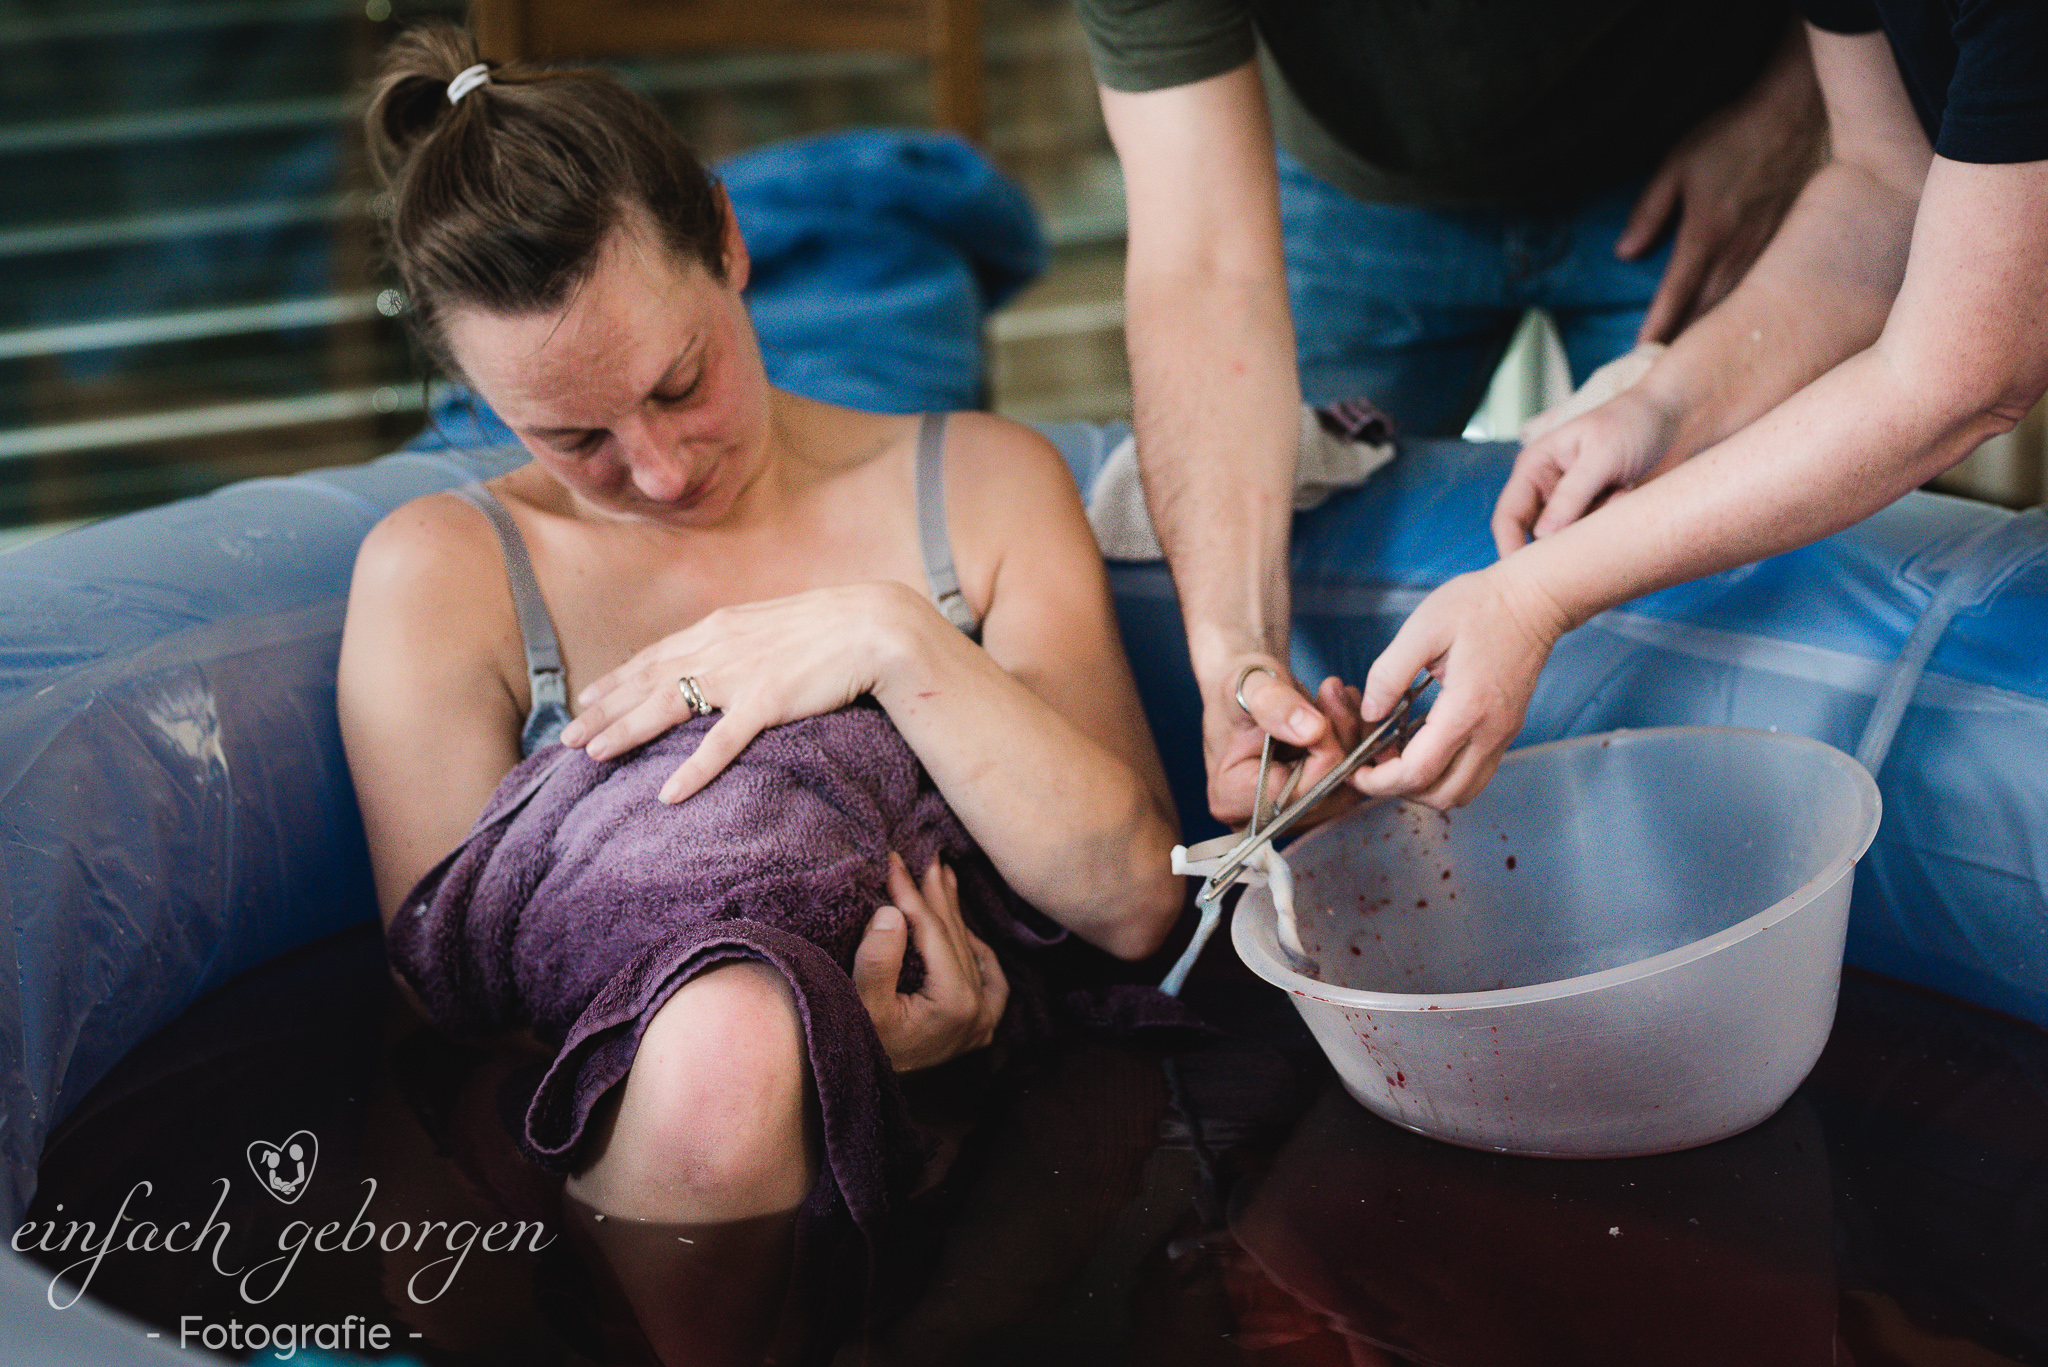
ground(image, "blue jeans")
xmin=1279 ymin=148 xmax=1674 ymax=437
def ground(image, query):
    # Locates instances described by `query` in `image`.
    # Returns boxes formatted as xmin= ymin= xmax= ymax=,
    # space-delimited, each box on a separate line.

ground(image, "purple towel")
xmin=385 ymin=701 xmax=1176 ymax=1232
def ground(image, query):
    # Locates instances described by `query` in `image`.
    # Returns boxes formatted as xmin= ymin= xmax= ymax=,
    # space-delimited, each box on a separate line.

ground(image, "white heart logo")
xmin=246 ymin=1131 xmax=318 ymax=1205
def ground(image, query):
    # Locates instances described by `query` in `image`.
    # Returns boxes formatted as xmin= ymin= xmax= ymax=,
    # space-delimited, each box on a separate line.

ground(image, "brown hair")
xmin=364 ymin=25 xmax=729 ymax=374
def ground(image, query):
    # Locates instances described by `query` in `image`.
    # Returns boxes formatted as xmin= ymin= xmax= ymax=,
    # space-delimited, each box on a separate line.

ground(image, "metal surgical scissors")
xmin=1196 ymin=677 xmax=1431 ymax=904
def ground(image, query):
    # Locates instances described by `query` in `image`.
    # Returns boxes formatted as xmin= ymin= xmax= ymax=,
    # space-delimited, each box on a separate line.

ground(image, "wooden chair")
xmin=469 ymin=0 xmax=984 ymax=141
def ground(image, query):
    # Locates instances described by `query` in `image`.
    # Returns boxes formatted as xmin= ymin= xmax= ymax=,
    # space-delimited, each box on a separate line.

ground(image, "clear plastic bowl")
xmin=1232 ymin=726 xmax=1882 ymax=1156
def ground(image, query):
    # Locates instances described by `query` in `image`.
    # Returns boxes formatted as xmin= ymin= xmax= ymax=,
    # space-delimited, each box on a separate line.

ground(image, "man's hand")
xmin=1206 ymin=657 xmax=1363 ymax=827
xmin=1102 ymin=67 xmax=1308 ymax=829
xmin=853 ymin=853 xmax=1008 ymax=1072
xmin=1618 ymin=22 xmax=1826 ymax=343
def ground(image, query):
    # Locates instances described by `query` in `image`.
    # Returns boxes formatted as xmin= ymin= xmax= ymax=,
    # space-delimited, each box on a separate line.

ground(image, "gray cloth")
xmin=449 ymin=483 xmax=574 ymax=757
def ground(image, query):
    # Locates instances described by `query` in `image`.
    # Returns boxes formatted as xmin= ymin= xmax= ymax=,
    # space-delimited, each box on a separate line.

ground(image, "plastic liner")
xmin=0 ymin=445 xmax=525 ymax=1229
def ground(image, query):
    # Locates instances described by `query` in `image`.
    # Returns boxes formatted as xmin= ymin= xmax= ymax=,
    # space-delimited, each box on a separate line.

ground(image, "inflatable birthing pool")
xmin=4 ymin=427 xmax=2048 ymax=1357
xmin=5 ymin=130 xmax=2048 ymax=1357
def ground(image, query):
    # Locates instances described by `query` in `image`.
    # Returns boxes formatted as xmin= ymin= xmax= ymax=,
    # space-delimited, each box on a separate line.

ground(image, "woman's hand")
xmin=853 ymin=854 xmax=1009 ymax=1072
xmin=1352 ymin=562 xmax=1571 ymax=810
xmin=1491 ymin=389 xmax=1678 ymax=559
xmin=559 ymin=581 xmax=929 ymax=803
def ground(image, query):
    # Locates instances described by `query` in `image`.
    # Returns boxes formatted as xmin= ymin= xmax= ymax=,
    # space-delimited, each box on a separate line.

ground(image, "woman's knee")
xmin=574 ymin=961 xmax=815 ymax=1219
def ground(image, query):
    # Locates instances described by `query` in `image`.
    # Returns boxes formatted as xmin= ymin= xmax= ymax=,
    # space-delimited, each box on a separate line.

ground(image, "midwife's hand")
xmin=854 ymin=854 xmax=1009 ymax=1072
xmin=1205 ymin=655 xmax=1360 ymax=827
xmin=559 ymin=582 xmax=924 ymax=803
xmin=1616 ymin=32 xmax=1823 ymax=343
xmin=1351 ymin=563 xmax=1570 ymax=811
xmin=1491 ymin=390 xmax=1677 ymax=558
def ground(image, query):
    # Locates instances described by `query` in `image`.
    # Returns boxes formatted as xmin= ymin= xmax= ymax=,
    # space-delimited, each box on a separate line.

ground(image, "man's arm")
xmin=1101 ymin=63 xmax=1348 ymax=823
xmin=1369 ymin=28 xmax=2048 ymax=808
xmin=1617 ymin=15 xmax=1828 ymax=343
xmin=1496 ymin=28 xmax=1930 ymax=553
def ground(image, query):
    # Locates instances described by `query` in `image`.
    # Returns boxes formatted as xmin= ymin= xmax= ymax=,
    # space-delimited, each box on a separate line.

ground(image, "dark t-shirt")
xmin=1076 ymin=0 xmax=1790 ymax=209
xmin=1798 ymin=0 xmax=2048 ymax=162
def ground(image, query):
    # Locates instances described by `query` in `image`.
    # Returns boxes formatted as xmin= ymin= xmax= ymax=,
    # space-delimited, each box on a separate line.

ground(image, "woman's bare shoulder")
xmin=934 ymin=411 xmax=1108 ymax=632
xmin=339 ymin=491 xmax=525 ymax=786
xmin=940 ymin=410 xmax=1085 ymax=514
xmin=339 ymin=487 xmax=527 ymax=923
xmin=343 ymin=488 xmax=528 ymax=681
xmin=350 ymin=488 xmax=504 ymax=603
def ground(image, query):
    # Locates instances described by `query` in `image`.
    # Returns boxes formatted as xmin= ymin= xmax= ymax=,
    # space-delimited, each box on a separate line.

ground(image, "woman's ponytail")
xmin=364 ymin=26 xmax=486 ymax=186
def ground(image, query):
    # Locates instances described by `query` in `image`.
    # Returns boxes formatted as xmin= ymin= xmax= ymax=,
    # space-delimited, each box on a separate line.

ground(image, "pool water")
xmin=21 ymin=922 xmax=2048 ymax=1365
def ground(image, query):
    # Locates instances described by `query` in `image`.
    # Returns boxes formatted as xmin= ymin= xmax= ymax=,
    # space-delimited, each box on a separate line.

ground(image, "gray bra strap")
xmin=916 ymin=412 xmax=982 ymax=641
xmin=450 ymin=483 xmax=572 ymax=753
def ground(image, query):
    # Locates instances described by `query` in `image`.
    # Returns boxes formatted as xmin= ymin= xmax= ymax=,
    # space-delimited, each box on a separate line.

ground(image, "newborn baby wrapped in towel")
xmin=385 ymin=701 xmax=1185 ymax=1233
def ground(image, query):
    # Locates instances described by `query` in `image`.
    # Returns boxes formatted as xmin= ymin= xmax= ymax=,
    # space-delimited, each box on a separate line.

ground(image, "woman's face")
xmin=442 ymin=207 xmax=772 ymax=527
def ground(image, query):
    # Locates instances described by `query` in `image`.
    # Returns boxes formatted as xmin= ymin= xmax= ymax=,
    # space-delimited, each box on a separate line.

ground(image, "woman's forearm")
xmin=1494 ymin=29 xmax=1936 ymax=556
xmin=1633 ymin=158 xmax=1920 ymax=469
xmin=1626 ymin=28 xmax=1934 ymax=466
xmin=1532 ymin=153 xmax=2048 ymax=627
xmin=869 ymin=590 xmax=1182 ymax=960
xmin=1358 ymin=329 xmax=2027 ymax=811
xmin=1525 ymin=347 xmax=2024 ymax=634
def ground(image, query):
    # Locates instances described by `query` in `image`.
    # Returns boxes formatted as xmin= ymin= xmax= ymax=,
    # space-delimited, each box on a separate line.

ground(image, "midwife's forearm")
xmin=1635 ymin=159 xmax=1919 ymax=468
xmin=1523 ymin=347 xmax=2020 ymax=634
xmin=1539 ymin=145 xmax=2048 ymax=625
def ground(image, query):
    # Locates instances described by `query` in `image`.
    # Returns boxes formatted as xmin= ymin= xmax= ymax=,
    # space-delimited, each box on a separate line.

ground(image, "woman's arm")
xmin=892 ymin=413 xmax=1184 ymax=958
xmin=337 ymin=493 xmax=527 ymax=924
xmin=565 ymin=417 xmax=1186 ymax=961
xmin=341 ymin=492 xmax=1017 ymax=1068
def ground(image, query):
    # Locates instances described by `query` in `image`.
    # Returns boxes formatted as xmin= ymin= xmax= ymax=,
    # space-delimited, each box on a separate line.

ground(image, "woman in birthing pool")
xmin=336 ymin=25 xmax=1184 ymax=1246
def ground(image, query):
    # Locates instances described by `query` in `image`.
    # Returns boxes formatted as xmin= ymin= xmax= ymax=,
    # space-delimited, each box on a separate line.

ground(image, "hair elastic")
xmin=447 ymin=63 xmax=491 ymax=105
